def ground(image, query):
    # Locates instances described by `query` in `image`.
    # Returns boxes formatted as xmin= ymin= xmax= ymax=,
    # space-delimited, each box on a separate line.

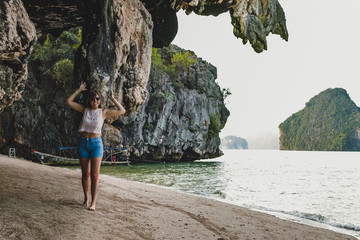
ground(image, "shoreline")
xmin=99 ymin=169 xmax=359 ymax=239
xmin=103 ymin=173 xmax=359 ymax=239
xmin=0 ymin=155 xmax=356 ymax=240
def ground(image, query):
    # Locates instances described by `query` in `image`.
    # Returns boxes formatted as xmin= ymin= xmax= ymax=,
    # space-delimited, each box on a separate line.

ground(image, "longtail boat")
xmin=33 ymin=147 xmax=130 ymax=166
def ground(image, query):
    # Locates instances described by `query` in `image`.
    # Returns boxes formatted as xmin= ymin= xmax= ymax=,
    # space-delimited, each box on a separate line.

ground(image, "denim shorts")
xmin=78 ymin=136 xmax=104 ymax=159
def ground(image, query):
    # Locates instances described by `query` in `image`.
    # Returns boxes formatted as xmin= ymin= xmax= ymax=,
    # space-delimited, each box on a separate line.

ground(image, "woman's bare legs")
xmin=79 ymin=158 xmax=90 ymax=207
xmin=89 ymin=156 xmax=102 ymax=211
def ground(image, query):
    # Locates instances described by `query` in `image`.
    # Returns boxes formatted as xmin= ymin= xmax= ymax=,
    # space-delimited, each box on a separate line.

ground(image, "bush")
xmin=221 ymin=88 xmax=232 ymax=100
xmin=31 ymin=28 xmax=82 ymax=86
xmin=208 ymin=113 xmax=225 ymax=138
xmin=170 ymin=51 xmax=197 ymax=72
xmin=51 ymin=59 xmax=74 ymax=88
xmin=151 ymin=48 xmax=166 ymax=71
xmin=32 ymin=28 xmax=82 ymax=69
xmin=32 ymin=34 xmax=54 ymax=65
xmin=151 ymin=47 xmax=197 ymax=80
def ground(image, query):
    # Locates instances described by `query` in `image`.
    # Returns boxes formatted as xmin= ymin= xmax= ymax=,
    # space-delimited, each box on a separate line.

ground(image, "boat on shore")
xmin=34 ymin=147 xmax=130 ymax=166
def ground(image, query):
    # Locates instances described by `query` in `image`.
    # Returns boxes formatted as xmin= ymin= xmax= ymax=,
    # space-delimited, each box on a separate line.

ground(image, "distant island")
xmin=279 ymin=88 xmax=360 ymax=151
xmin=220 ymin=136 xmax=248 ymax=149
xmin=221 ymin=132 xmax=279 ymax=150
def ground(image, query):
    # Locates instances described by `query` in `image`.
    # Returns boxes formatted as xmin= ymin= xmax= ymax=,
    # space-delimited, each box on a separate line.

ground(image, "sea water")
xmin=98 ymin=150 xmax=360 ymax=239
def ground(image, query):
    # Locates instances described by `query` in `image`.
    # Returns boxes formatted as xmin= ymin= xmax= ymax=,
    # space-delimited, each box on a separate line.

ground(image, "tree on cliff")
xmin=279 ymin=88 xmax=360 ymax=151
xmin=31 ymin=29 xmax=81 ymax=88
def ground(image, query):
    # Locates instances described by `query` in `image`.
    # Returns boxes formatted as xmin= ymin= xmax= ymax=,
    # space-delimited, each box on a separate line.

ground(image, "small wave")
xmin=286 ymin=211 xmax=328 ymax=222
xmin=283 ymin=210 xmax=360 ymax=232
xmin=333 ymin=223 xmax=360 ymax=232
xmin=213 ymin=190 xmax=226 ymax=199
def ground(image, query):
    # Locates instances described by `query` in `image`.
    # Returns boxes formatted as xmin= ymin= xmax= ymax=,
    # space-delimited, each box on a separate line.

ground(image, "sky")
xmin=172 ymin=0 xmax=360 ymax=139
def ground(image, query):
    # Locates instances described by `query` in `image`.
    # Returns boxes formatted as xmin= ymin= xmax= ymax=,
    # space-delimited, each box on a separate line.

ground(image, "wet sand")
xmin=0 ymin=155 xmax=356 ymax=240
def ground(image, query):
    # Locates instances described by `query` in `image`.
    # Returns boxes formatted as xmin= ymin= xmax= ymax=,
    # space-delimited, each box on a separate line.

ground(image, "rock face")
xmin=20 ymin=0 xmax=289 ymax=52
xmin=0 ymin=43 xmax=229 ymax=161
xmin=178 ymin=0 xmax=288 ymax=53
xmin=279 ymin=88 xmax=360 ymax=151
xmin=0 ymin=0 xmax=288 ymax=116
xmin=220 ymin=135 xmax=248 ymax=149
xmin=0 ymin=0 xmax=287 ymax=160
xmin=104 ymin=45 xmax=230 ymax=161
xmin=74 ymin=0 xmax=153 ymax=115
xmin=21 ymin=0 xmax=87 ymax=37
xmin=0 ymin=28 xmax=81 ymax=155
xmin=0 ymin=0 xmax=37 ymax=113
xmin=0 ymin=0 xmax=153 ymax=118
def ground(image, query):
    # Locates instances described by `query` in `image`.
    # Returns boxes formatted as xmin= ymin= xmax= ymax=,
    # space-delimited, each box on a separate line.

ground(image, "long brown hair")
xmin=85 ymin=90 xmax=102 ymax=108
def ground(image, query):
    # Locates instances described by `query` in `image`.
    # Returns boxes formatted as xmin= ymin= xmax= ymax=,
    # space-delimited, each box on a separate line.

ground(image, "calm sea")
xmin=89 ymin=150 xmax=360 ymax=238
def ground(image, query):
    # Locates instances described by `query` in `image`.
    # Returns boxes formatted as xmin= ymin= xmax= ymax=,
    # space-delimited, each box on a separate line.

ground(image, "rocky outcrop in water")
xmin=106 ymin=45 xmax=230 ymax=161
xmin=220 ymin=136 xmax=248 ymax=149
xmin=279 ymin=88 xmax=360 ymax=151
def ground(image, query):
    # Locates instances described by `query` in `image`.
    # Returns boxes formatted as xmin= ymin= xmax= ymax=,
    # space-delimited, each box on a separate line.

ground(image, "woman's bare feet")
xmin=89 ymin=203 xmax=96 ymax=211
xmin=83 ymin=199 xmax=89 ymax=208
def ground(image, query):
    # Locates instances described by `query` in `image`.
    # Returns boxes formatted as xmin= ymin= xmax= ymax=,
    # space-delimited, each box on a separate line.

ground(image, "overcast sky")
xmin=172 ymin=0 xmax=360 ymax=139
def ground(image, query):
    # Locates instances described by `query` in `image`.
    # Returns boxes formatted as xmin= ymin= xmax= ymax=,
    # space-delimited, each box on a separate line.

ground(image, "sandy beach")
xmin=0 ymin=155 xmax=356 ymax=240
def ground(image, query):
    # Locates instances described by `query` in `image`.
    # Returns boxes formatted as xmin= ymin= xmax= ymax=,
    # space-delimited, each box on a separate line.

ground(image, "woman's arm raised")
xmin=66 ymin=82 xmax=87 ymax=113
xmin=104 ymin=90 xmax=126 ymax=118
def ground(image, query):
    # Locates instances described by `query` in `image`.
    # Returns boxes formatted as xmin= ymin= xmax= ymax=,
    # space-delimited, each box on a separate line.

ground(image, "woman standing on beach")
xmin=66 ymin=82 xmax=126 ymax=211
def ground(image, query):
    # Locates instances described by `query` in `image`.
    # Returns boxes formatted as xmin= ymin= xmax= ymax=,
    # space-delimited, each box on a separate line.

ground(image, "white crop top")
xmin=78 ymin=108 xmax=104 ymax=135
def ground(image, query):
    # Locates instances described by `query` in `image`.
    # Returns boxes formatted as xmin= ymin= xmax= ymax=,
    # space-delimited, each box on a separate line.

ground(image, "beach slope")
xmin=0 ymin=155 xmax=355 ymax=240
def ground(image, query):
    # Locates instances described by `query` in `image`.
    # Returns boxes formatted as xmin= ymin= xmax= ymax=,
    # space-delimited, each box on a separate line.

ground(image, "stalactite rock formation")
xmin=187 ymin=0 xmax=288 ymax=53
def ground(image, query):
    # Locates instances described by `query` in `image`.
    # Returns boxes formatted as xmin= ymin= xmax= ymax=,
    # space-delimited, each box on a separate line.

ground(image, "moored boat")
xmin=33 ymin=147 xmax=130 ymax=166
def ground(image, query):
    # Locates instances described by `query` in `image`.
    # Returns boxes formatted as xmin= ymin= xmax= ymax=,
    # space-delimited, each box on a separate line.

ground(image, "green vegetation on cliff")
xmin=31 ymin=28 xmax=81 ymax=87
xmin=151 ymin=47 xmax=197 ymax=80
xmin=279 ymin=88 xmax=360 ymax=151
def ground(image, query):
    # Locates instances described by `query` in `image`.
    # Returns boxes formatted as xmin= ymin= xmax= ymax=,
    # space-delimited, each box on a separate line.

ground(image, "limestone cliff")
xmin=106 ymin=45 xmax=230 ymax=161
xmin=174 ymin=0 xmax=288 ymax=53
xmin=128 ymin=0 xmax=289 ymax=52
xmin=0 ymin=0 xmax=286 ymax=160
xmin=0 ymin=41 xmax=229 ymax=161
xmin=279 ymin=88 xmax=360 ymax=151
xmin=1 ymin=0 xmax=153 ymax=116
xmin=0 ymin=0 xmax=288 ymax=114
xmin=73 ymin=0 xmax=153 ymax=115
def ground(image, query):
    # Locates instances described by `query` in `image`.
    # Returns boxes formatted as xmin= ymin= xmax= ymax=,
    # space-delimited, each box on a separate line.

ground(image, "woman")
xmin=66 ymin=82 xmax=126 ymax=211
